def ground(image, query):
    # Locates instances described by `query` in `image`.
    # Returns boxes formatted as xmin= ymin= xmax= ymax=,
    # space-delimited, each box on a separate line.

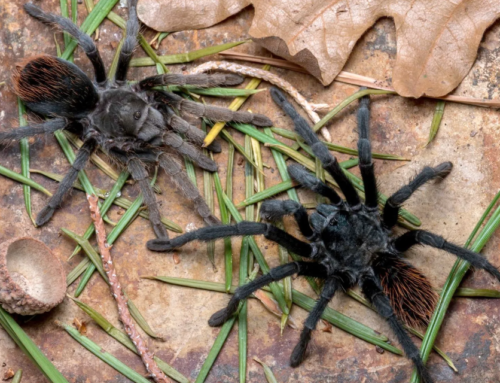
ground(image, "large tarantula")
xmin=1 ymin=1 xmax=271 ymax=238
xmin=147 ymin=88 xmax=500 ymax=383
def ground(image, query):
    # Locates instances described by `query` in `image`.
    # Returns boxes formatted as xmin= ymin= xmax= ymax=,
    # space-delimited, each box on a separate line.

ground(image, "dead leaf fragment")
xmin=2 ymin=368 xmax=14 ymax=381
xmin=138 ymin=0 xmax=500 ymax=98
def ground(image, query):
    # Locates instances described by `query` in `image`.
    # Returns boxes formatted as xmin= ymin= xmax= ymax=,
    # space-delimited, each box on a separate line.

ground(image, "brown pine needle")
xmin=87 ymin=194 xmax=171 ymax=383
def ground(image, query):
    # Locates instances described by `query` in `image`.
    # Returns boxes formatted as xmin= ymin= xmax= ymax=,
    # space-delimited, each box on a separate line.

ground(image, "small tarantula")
xmin=1 ymin=1 xmax=271 ymax=238
xmin=147 ymin=88 xmax=500 ymax=383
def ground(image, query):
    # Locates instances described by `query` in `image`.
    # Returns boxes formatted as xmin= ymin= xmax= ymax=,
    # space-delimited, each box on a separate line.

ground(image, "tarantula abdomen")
xmin=13 ymin=55 xmax=98 ymax=118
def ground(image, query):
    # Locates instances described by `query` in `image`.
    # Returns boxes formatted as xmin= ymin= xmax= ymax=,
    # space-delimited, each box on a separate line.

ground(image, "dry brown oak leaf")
xmin=138 ymin=0 xmax=500 ymax=98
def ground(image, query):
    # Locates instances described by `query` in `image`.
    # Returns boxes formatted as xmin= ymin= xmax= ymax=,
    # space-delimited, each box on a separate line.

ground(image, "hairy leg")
xmin=115 ymin=0 xmax=139 ymax=83
xmin=383 ymin=162 xmax=453 ymax=228
xmin=163 ymin=131 xmax=218 ymax=171
xmin=160 ymin=106 xmax=221 ymax=152
xmin=37 ymin=138 xmax=97 ymax=226
xmin=0 ymin=119 xmax=67 ymax=143
xmin=290 ymin=277 xmax=338 ymax=366
xmin=147 ymin=221 xmax=314 ymax=256
xmin=127 ymin=157 xmax=168 ymax=239
xmin=270 ymin=87 xmax=361 ymax=208
xmin=154 ymin=91 xmax=272 ymax=127
xmin=138 ymin=73 xmax=244 ymax=89
xmin=209 ymin=262 xmax=328 ymax=326
xmin=288 ymin=164 xmax=342 ymax=205
xmin=361 ymin=274 xmax=433 ymax=383
xmin=158 ymin=154 xmax=220 ymax=226
xmin=24 ymin=4 xmax=106 ymax=85
xmin=260 ymin=199 xmax=315 ymax=239
xmin=356 ymin=92 xmax=378 ymax=209
xmin=393 ymin=230 xmax=500 ymax=281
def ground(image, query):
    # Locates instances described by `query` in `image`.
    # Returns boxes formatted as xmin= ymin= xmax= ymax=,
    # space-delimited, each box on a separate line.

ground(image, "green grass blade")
xmin=0 ymin=307 xmax=69 ymax=382
xmin=0 ymin=165 xmax=52 ymax=197
xmin=127 ymin=298 xmax=163 ymax=340
xmin=195 ymin=316 xmax=237 ymax=383
xmin=130 ymin=40 xmax=247 ymax=67
xmin=12 ymin=369 xmax=22 ymax=383
xmin=425 ymin=101 xmax=445 ymax=147
xmin=67 ymin=257 xmax=91 ymax=286
xmin=312 ymin=89 xmax=396 ymax=133
xmin=202 ymin=123 xmax=217 ymax=268
xmin=62 ymin=323 xmax=151 ymax=383
xmin=410 ymin=190 xmax=500 ymax=382
xmin=238 ymin=237 xmax=250 ymax=383
xmin=17 ymin=99 xmax=36 ymax=226
xmin=74 ymin=263 xmax=95 ymax=297
xmin=271 ymin=127 xmax=409 ymax=161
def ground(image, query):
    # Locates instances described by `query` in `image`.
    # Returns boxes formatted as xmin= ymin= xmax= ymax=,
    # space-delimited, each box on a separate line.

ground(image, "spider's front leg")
xmin=138 ymin=73 xmax=245 ymax=89
xmin=260 ymin=199 xmax=315 ymax=239
xmin=37 ymin=138 xmax=97 ymax=226
xmin=209 ymin=261 xmax=328 ymax=327
xmin=147 ymin=221 xmax=314 ymax=256
xmin=361 ymin=274 xmax=433 ymax=383
xmin=154 ymin=91 xmax=272 ymax=127
xmin=114 ymin=0 xmax=139 ymax=84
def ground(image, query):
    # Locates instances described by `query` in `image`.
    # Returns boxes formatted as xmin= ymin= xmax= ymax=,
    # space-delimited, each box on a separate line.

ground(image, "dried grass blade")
xmin=130 ymin=41 xmax=247 ymax=67
xmin=202 ymin=123 xmax=216 ymax=269
xmin=127 ymin=298 xmax=164 ymax=340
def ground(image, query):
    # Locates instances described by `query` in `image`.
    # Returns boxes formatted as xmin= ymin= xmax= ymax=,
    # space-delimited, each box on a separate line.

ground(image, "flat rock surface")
xmin=0 ymin=2 xmax=499 ymax=382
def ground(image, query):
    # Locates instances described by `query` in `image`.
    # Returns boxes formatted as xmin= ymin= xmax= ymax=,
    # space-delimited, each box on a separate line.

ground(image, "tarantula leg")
xmin=260 ymin=199 xmax=314 ymax=239
xmin=0 ymin=119 xmax=67 ymax=143
xmin=158 ymin=154 xmax=221 ymax=226
xmin=154 ymin=91 xmax=272 ymax=127
xmin=24 ymin=4 xmax=106 ymax=85
xmin=209 ymin=262 xmax=328 ymax=327
xmin=36 ymin=138 xmax=97 ymax=226
xmin=290 ymin=277 xmax=338 ymax=367
xmin=162 ymin=131 xmax=218 ymax=172
xmin=115 ymin=0 xmax=139 ymax=83
xmin=161 ymin=106 xmax=221 ymax=152
xmin=287 ymin=164 xmax=342 ymax=206
xmin=147 ymin=222 xmax=314 ymax=256
xmin=270 ymin=88 xmax=361 ymax=208
xmin=361 ymin=275 xmax=433 ymax=383
xmin=382 ymin=162 xmax=453 ymax=228
xmin=394 ymin=230 xmax=500 ymax=281
xmin=127 ymin=157 xmax=168 ymax=239
xmin=138 ymin=73 xmax=244 ymax=89
xmin=357 ymin=92 xmax=378 ymax=209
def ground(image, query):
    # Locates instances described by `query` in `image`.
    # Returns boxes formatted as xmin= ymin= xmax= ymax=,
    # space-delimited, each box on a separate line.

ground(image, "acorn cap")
xmin=0 ymin=237 xmax=66 ymax=315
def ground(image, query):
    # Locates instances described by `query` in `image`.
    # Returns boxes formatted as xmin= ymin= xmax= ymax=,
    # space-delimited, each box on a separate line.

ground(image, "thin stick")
xmin=219 ymin=52 xmax=500 ymax=109
xmin=187 ymin=61 xmax=332 ymax=141
xmin=86 ymin=194 xmax=170 ymax=383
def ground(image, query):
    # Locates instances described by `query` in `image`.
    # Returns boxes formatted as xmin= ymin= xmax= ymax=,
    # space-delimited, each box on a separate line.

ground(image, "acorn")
xmin=0 ymin=237 xmax=66 ymax=315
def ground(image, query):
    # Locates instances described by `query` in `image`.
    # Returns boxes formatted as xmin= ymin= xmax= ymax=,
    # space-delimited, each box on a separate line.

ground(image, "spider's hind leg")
xmin=162 ymin=131 xmax=218 ymax=172
xmin=138 ymin=73 xmax=244 ymax=89
xmin=24 ymin=3 xmax=106 ymax=85
xmin=290 ymin=277 xmax=337 ymax=367
xmin=361 ymin=274 xmax=434 ymax=383
xmin=0 ymin=119 xmax=67 ymax=143
xmin=209 ymin=262 xmax=328 ymax=327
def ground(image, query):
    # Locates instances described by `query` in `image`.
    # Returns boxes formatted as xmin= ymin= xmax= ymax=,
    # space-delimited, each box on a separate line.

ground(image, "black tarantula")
xmin=147 ymin=88 xmax=500 ymax=383
xmin=1 ymin=1 xmax=271 ymax=238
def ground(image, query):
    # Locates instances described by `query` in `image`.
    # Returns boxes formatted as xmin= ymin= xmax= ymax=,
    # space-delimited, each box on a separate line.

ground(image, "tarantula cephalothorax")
xmin=147 ymin=88 xmax=500 ymax=383
xmin=1 ymin=1 xmax=271 ymax=238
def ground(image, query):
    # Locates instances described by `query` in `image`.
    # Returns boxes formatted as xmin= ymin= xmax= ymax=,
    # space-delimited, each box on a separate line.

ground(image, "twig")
xmin=87 ymin=194 xmax=171 ymax=383
xmin=219 ymin=52 xmax=500 ymax=108
xmin=187 ymin=61 xmax=332 ymax=141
